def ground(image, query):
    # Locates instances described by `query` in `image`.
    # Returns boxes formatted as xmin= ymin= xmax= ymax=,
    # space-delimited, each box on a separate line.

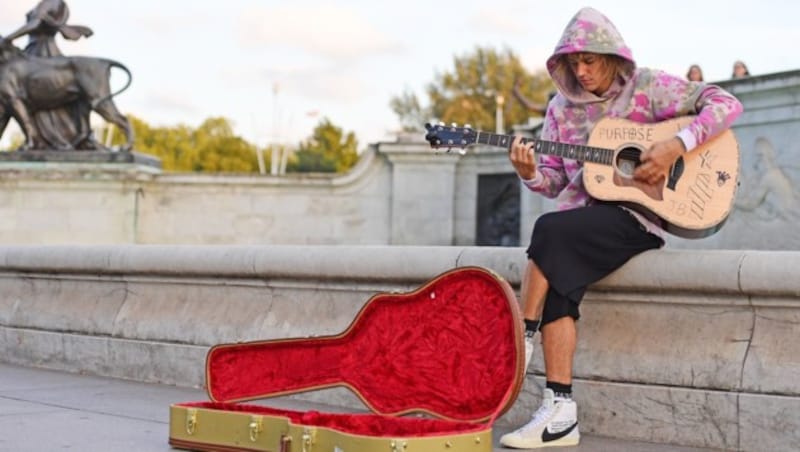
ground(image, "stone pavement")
xmin=0 ymin=363 xmax=719 ymax=452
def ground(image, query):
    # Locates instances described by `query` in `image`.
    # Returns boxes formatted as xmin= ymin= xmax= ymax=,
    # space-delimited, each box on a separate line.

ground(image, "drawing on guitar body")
xmin=424 ymin=116 xmax=739 ymax=239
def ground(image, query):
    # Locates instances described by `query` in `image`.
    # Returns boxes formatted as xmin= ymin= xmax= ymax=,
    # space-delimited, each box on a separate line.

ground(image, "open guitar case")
xmin=169 ymin=266 xmax=525 ymax=451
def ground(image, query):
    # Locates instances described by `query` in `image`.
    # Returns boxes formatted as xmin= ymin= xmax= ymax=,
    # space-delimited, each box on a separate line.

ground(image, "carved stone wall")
xmin=666 ymin=70 xmax=800 ymax=250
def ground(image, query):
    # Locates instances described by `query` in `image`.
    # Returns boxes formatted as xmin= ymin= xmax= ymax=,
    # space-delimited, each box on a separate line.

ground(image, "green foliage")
xmin=103 ymin=115 xmax=359 ymax=174
xmin=391 ymin=46 xmax=554 ymax=133
xmin=287 ymin=118 xmax=358 ymax=173
xmin=389 ymin=89 xmax=426 ymax=133
xmin=108 ymin=116 xmax=260 ymax=173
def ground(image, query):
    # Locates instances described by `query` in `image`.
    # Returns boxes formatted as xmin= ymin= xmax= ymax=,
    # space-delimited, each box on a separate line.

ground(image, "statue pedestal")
xmin=0 ymin=150 xmax=161 ymax=169
xmin=0 ymin=150 xmax=162 ymax=177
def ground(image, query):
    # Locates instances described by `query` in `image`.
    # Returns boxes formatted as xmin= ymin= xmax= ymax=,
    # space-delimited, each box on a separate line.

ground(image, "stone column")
xmin=380 ymin=141 xmax=460 ymax=245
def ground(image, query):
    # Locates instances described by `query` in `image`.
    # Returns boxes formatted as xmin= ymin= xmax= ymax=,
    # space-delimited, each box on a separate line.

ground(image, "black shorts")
xmin=526 ymin=204 xmax=663 ymax=326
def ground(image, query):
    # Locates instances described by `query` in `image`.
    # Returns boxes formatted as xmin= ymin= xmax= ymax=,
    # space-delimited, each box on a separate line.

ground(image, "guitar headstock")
xmin=424 ymin=122 xmax=478 ymax=154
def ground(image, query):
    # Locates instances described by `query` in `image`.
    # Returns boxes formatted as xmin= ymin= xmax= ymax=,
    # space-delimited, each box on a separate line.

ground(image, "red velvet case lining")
xmin=204 ymin=267 xmax=523 ymax=433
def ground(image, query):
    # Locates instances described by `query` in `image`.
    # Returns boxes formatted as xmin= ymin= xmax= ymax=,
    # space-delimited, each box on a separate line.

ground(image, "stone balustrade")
xmin=0 ymin=245 xmax=797 ymax=450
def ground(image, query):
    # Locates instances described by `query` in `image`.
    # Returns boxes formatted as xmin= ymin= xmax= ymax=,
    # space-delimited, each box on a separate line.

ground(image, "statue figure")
xmin=734 ymin=137 xmax=799 ymax=221
xmin=4 ymin=0 xmax=93 ymax=57
xmin=0 ymin=0 xmax=133 ymax=151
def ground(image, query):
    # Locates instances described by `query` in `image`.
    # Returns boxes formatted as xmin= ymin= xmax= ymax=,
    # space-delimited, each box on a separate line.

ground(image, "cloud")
xmin=132 ymin=10 xmax=216 ymax=35
xmin=135 ymin=15 xmax=181 ymax=35
xmin=277 ymin=69 xmax=365 ymax=103
xmin=469 ymin=7 xmax=530 ymax=36
xmin=519 ymin=46 xmax=553 ymax=72
xmin=237 ymin=5 xmax=403 ymax=61
xmin=219 ymin=62 xmax=368 ymax=104
xmin=0 ymin=3 xmax=30 ymax=29
xmin=141 ymin=89 xmax=202 ymax=115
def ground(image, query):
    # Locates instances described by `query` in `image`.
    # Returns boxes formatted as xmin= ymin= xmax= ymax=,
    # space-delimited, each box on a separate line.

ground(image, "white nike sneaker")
xmin=499 ymin=388 xmax=580 ymax=449
xmin=523 ymin=334 xmax=535 ymax=373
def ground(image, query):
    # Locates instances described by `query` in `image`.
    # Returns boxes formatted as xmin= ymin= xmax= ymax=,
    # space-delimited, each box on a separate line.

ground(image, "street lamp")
xmin=271 ymin=82 xmax=280 ymax=176
xmin=495 ymin=94 xmax=505 ymax=134
xmin=480 ymin=89 xmax=505 ymax=134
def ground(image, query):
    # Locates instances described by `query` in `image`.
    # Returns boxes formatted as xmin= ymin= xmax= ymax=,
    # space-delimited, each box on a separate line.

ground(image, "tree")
xmin=107 ymin=116 xmax=260 ymax=173
xmin=287 ymin=118 xmax=358 ymax=173
xmin=391 ymin=46 xmax=554 ymax=133
xmin=192 ymin=117 xmax=260 ymax=173
xmin=103 ymin=116 xmax=360 ymax=174
xmin=389 ymin=88 xmax=427 ymax=133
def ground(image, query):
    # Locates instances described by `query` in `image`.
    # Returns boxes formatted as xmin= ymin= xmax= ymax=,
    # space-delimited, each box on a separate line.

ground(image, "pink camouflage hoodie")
xmin=523 ymin=7 xmax=743 ymax=237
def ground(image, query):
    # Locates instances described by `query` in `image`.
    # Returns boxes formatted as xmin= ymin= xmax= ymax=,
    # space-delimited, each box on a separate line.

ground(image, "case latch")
xmin=301 ymin=427 xmax=316 ymax=452
xmin=185 ymin=408 xmax=198 ymax=435
xmin=249 ymin=415 xmax=264 ymax=442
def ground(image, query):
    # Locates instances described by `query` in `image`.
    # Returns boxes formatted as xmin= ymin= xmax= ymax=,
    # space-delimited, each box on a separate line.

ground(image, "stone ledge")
xmin=0 ymin=246 xmax=798 ymax=296
xmin=0 ymin=245 xmax=797 ymax=450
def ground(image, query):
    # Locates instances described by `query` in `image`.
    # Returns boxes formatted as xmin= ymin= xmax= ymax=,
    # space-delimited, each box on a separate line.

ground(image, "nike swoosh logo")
xmin=541 ymin=422 xmax=578 ymax=442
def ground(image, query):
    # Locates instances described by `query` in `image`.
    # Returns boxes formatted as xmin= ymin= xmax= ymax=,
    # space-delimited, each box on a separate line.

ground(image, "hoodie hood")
xmin=546 ymin=7 xmax=636 ymax=104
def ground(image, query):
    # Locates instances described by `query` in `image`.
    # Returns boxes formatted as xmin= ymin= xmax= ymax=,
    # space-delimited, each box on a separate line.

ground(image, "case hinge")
xmin=390 ymin=440 xmax=408 ymax=452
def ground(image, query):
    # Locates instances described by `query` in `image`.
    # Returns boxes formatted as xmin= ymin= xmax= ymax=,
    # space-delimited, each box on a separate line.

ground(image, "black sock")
xmin=546 ymin=381 xmax=572 ymax=399
xmin=524 ymin=318 xmax=541 ymax=337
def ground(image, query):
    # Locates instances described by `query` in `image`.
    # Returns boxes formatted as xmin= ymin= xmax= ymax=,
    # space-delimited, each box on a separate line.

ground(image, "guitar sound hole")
xmin=615 ymin=147 xmax=642 ymax=178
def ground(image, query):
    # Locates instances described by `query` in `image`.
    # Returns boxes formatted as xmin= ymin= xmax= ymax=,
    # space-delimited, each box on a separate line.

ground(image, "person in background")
xmin=732 ymin=60 xmax=750 ymax=78
xmin=499 ymin=7 xmax=742 ymax=449
xmin=686 ymin=64 xmax=704 ymax=82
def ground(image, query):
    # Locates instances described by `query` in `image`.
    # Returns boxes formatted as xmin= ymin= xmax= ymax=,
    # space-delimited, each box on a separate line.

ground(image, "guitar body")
xmin=583 ymin=116 xmax=739 ymax=238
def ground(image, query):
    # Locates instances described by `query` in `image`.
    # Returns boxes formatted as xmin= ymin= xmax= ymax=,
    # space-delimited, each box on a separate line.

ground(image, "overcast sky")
xmin=0 ymin=0 xmax=797 ymax=150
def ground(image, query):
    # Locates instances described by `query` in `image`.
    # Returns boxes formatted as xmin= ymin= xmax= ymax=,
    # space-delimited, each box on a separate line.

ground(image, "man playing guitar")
xmin=499 ymin=7 xmax=742 ymax=449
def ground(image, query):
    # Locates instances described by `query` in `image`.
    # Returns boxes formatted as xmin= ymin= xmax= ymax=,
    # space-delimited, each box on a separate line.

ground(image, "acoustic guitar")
xmin=424 ymin=116 xmax=739 ymax=239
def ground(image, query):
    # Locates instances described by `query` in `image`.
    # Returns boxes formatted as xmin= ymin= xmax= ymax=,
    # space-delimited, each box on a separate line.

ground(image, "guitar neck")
xmin=475 ymin=131 xmax=614 ymax=166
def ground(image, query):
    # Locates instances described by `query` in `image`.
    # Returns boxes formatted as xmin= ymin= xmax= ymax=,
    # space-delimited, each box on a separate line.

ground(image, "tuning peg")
xmin=457 ymin=149 xmax=467 ymax=156
xmin=464 ymin=124 xmax=472 ymax=129
xmin=451 ymin=122 xmax=457 ymax=127
xmin=438 ymin=121 xmax=445 ymax=126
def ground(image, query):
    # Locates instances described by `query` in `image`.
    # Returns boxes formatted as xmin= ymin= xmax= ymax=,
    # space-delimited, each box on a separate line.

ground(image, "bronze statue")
xmin=0 ymin=0 xmax=133 ymax=151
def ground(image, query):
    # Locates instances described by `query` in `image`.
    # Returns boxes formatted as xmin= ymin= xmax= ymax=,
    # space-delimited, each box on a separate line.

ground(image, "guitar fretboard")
xmin=476 ymin=131 xmax=614 ymax=165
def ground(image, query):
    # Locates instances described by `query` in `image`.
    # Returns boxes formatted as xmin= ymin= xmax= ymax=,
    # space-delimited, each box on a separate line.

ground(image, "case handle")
xmin=280 ymin=435 xmax=292 ymax=452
